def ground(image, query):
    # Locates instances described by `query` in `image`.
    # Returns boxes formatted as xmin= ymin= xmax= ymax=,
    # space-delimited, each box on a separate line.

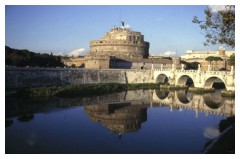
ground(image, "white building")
xmin=181 ymin=46 xmax=234 ymax=63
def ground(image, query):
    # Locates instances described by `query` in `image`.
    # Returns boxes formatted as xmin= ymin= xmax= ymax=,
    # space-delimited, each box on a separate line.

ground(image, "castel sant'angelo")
xmin=64 ymin=22 xmax=234 ymax=71
xmin=65 ymin=22 xmax=180 ymax=69
xmin=89 ymin=21 xmax=149 ymax=58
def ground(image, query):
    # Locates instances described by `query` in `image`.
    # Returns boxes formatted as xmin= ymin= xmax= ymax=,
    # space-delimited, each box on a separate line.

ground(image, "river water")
xmin=5 ymin=89 xmax=235 ymax=154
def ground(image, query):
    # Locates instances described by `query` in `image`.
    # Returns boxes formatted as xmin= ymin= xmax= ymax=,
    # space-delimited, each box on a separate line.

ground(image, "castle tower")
xmin=219 ymin=46 xmax=225 ymax=56
xmin=88 ymin=23 xmax=150 ymax=58
xmin=172 ymin=57 xmax=181 ymax=65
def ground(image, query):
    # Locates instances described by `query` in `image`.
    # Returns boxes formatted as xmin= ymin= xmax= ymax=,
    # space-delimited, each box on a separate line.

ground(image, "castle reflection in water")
xmin=83 ymin=89 xmax=234 ymax=135
xmin=6 ymin=89 xmax=234 ymax=135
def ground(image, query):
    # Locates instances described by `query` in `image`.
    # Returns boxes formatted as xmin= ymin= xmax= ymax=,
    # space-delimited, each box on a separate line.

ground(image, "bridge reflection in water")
xmin=153 ymin=89 xmax=234 ymax=117
xmin=5 ymin=89 xmax=235 ymax=154
xmin=83 ymin=89 xmax=234 ymax=135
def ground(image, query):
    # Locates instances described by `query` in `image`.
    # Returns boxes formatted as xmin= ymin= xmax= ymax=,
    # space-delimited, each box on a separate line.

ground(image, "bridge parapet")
xmin=201 ymin=71 xmax=232 ymax=76
xmin=175 ymin=70 xmax=197 ymax=73
xmin=154 ymin=69 xmax=171 ymax=72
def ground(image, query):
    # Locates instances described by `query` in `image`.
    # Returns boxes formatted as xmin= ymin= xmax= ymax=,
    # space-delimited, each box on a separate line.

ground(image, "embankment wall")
xmin=6 ymin=68 xmax=152 ymax=89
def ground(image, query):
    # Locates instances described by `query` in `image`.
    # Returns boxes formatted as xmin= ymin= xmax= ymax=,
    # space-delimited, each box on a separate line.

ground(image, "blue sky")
xmin=5 ymin=5 xmax=234 ymax=56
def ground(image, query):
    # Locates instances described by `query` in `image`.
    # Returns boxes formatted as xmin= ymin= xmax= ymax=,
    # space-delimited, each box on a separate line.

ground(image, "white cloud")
xmin=69 ymin=48 xmax=87 ymax=57
xmin=125 ymin=24 xmax=131 ymax=29
xmin=161 ymin=51 xmax=176 ymax=57
xmin=121 ymin=23 xmax=131 ymax=29
xmin=27 ymin=132 xmax=37 ymax=146
xmin=209 ymin=5 xmax=233 ymax=13
xmin=203 ymin=127 xmax=220 ymax=139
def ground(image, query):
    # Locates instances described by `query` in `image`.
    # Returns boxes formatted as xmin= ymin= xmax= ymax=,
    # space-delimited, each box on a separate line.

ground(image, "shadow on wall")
xmin=110 ymin=59 xmax=133 ymax=69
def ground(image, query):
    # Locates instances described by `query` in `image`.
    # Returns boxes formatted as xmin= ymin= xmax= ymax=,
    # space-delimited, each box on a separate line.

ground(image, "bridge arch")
xmin=155 ymin=90 xmax=169 ymax=100
xmin=204 ymin=76 xmax=226 ymax=89
xmin=177 ymin=75 xmax=194 ymax=87
xmin=203 ymin=92 xmax=224 ymax=109
xmin=176 ymin=90 xmax=193 ymax=104
xmin=156 ymin=74 xmax=169 ymax=84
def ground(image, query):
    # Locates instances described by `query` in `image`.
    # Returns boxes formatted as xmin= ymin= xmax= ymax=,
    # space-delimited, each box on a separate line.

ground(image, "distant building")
xmin=181 ymin=46 xmax=235 ymax=71
xmin=63 ymin=57 xmax=85 ymax=67
xmin=181 ymin=46 xmax=234 ymax=62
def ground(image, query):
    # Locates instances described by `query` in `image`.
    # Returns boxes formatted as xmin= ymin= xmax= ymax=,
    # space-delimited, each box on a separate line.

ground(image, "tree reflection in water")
xmin=5 ymin=89 xmax=234 ymax=153
xmin=6 ymin=89 xmax=234 ymax=127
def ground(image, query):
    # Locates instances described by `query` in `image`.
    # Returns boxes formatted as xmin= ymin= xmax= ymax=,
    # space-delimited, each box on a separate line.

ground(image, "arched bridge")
xmin=151 ymin=64 xmax=235 ymax=91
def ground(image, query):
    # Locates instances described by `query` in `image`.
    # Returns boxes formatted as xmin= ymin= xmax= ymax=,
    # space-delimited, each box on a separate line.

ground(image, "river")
xmin=5 ymin=89 xmax=235 ymax=154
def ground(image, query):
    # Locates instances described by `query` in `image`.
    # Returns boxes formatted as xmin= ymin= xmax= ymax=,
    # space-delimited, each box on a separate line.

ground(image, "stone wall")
xmin=90 ymin=40 xmax=148 ymax=57
xmin=84 ymin=56 xmax=110 ymax=69
xmin=6 ymin=68 xmax=153 ymax=89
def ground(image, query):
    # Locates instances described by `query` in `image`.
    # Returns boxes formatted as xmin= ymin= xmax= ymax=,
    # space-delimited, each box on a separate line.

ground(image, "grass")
xmin=221 ymin=90 xmax=235 ymax=98
xmin=12 ymin=83 xmax=234 ymax=98
xmin=14 ymin=83 xmax=160 ymax=98
xmin=188 ymin=87 xmax=215 ymax=94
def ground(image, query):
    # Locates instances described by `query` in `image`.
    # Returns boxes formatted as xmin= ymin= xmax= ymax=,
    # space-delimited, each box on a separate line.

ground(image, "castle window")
xmin=100 ymin=41 xmax=103 ymax=43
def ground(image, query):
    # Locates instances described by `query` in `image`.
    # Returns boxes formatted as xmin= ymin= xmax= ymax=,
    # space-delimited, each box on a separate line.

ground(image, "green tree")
xmin=181 ymin=61 xmax=199 ymax=70
xmin=227 ymin=54 xmax=235 ymax=66
xmin=5 ymin=46 xmax=64 ymax=67
xmin=193 ymin=5 xmax=235 ymax=48
xmin=205 ymin=56 xmax=223 ymax=62
xmin=71 ymin=64 xmax=76 ymax=68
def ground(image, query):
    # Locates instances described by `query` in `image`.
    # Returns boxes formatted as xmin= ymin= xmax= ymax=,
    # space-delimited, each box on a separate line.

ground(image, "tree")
xmin=192 ymin=5 xmax=235 ymax=48
xmin=5 ymin=46 xmax=64 ymax=67
xmin=205 ymin=56 xmax=223 ymax=62
xmin=227 ymin=54 xmax=235 ymax=66
xmin=181 ymin=61 xmax=199 ymax=70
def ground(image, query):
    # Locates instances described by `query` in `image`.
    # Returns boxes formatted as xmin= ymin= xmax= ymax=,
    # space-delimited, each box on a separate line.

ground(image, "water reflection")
xmin=85 ymin=103 xmax=147 ymax=135
xmin=5 ymin=89 xmax=235 ymax=153
xmin=151 ymin=90 xmax=235 ymax=117
xmin=176 ymin=90 xmax=193 ymax=104
xmin=203 ymin=91 xmax=224 ymax=109
xmin=5 ymin=119 xmax=13 ymax=128
xmin=17 ymin=114 xmax=34 ymax=122
xmin=202 ymin=116 xmax=235 ymax=153
xmin=6 ymin=89 xmax=235 ymax=127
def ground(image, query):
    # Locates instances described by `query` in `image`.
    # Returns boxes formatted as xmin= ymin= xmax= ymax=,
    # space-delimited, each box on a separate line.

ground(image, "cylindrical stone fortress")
xmin=89 ymin=25 xmax=149 ymax=58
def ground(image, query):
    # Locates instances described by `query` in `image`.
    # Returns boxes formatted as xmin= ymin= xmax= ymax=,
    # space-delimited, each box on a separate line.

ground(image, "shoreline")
xmin=7 ymin=83 xmax=235 ymax=98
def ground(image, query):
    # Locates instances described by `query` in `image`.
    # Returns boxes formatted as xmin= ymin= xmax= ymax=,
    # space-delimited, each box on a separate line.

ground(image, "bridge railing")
xmin=201 ymin=70 xmax=232 ymax=75
xmin=175 ymin=70 xmax=197 ymax=73
xmin=154 ymin=69 xmax=233 ymax=76
xmin=154 ymin=69 xmax=172 ymax=72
